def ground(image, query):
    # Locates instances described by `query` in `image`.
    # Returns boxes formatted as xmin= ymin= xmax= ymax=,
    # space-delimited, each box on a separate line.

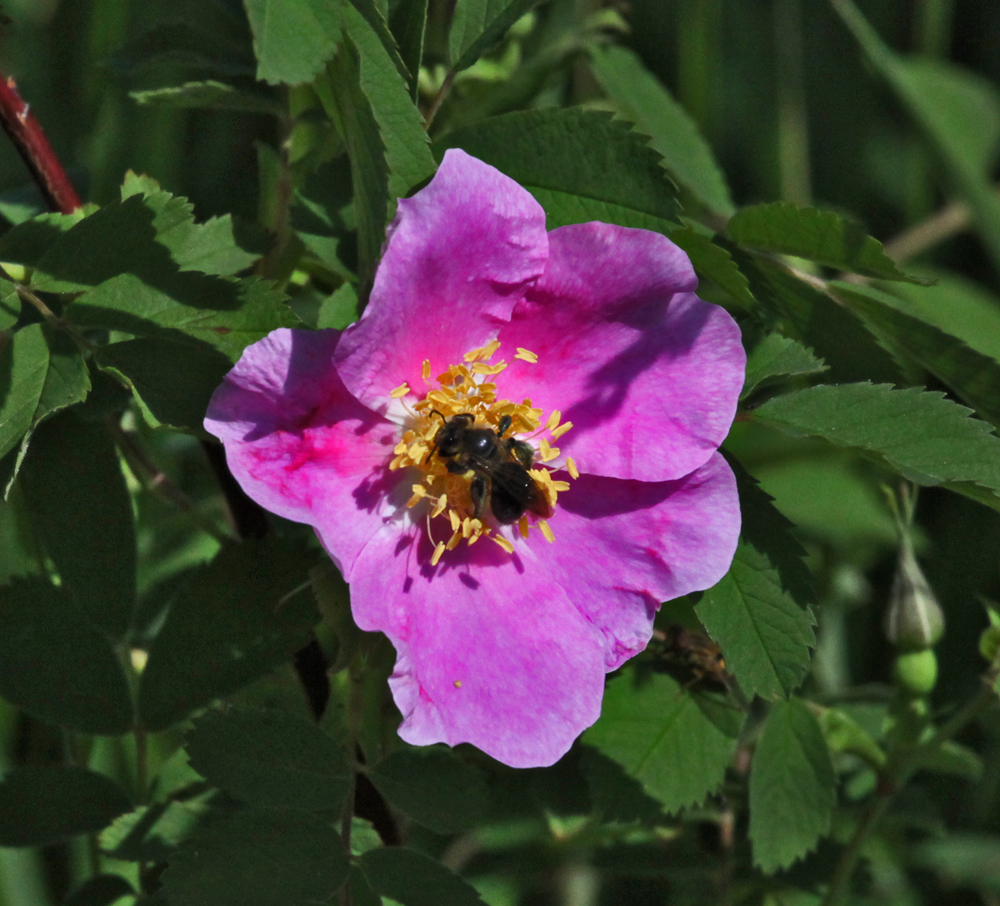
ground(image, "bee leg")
xmin=496 ymin=414 xmax=512 ymax=437
xmin=445 ymin=460 xmax=467 ymax=475
xmin=470 ymin=475 xmax=489 ymax=519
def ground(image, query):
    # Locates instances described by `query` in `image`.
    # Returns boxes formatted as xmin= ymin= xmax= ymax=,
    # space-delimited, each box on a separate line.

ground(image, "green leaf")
xmin=130 ymin=80 xmax=284 ymax=115
xmin=342 ymin=3 xmax=435 ymax=200
xmin=18 ymin=414 xmax=135 ymax=637
xmin=321 ymin=3 xmax=434 ymax=294
xmin=349 ymin=0 xmax=411 ymax=84
xmin=358 ymin=847 xmax=488 ymax=906
xmin=120 ymin=173 xmax=268 ymax=276
xmin=101 ymin=797 xmax=214 ymax=863
xmin=185 ymin=709 xmax=351 ymax=810
xmin=749 ymin=699 xmax=834 ymax=873
xmin=0 ymin=210 xmax=85 ymax=268
xmin=437 ymin=108 xmax=681 ymax=231
xmin=741 ymin=332 xmax=827 ymax=400
xmin=0 ymin=577 xmax=133 ymax=734
xmin=582 ymin=669 xmax=739 ymax=814
xmin=138 ymin=538 xmax=320 ymax=731
xmin=390 ymin=0 xmax=427 ymax=97
xmin=0 ymin=766 xmax=132 ymax=847
xmin=580 ymin=748 xmax=665 ymax=824
xmin=589 ymin=45 xmax=734 ymax=216
xmin=696 ymin=541 xmax=815 ymax=700
xmin=68 ymin=274 xmax=297 ymax=362
xmin=0 ymin=325 xmax=49 ymax=462
xmin=63 ymin=874 xmax=136 ymax=906
xmin=752 ymin=383 xmax=1000 ymax=508
xmin=832 ymin=280 xmax=1000 ymax=429
xmin=669 ymin=227 xmax=756 ymax=312
xmin=735 ymin=251 xmax=903 ymax=385
xmin=367 ymin=747 xmax=488 ymax=834
xmin=731 ymin=458 xmax=816 ymax=610
xmin=244 ymin=0 xmax=344 ymax=85
xmin=913 ymin=834 xmax=1000 ymax=891
xmin=162 ymin=808 xmax=349 ymax=906
xmin=348 ymin=865 xmax=383 ymax=906
xmin=0 ymin=278 xmax=19 ymax=330
xmin=832 ymin=0 xmax=1000 ymax=276
xmin=728 ymin=202 xmax=922 ymax=283
xmin=886 ymin=267 xmax=1000 ymax=364
xmin=317 ymin=283 xmax=360 ymax=329
xmin=96 ymin=338 xmax=233 ymax=430
xmin=448 ymin=0 xmax=537 ymax=73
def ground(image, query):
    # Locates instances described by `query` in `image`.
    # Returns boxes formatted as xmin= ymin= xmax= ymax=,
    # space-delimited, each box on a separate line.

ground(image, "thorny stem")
xmin=110 ymin=421 xmax=232 ymax=543
xmin=424 ymin=70 xmax=455 ymax=131
xmin=0 ymin=73 xmax=81 ymax=215
xmin=820 ymin=670 xmax=1000 ymax=906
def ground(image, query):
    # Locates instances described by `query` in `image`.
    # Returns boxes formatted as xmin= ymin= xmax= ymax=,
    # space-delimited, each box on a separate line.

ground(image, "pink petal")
xmin=204 ymin=328 xmax=399 ymax=577
xmin=335 ymin=149 xmax=548 ymax=413
xmin=531 ymin=452 xmax=740 ymax=670
xmin=496 ymin=222 xmax=745 ymax=482
xmin=348 ymin=526 xmax=607 ymax=768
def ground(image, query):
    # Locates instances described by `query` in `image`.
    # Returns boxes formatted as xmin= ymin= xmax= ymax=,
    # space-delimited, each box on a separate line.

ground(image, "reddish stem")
xmin=0 ymin=73 xmax=81 ymax=214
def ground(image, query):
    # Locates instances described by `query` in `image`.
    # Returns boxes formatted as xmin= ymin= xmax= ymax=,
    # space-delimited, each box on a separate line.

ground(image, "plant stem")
xmin=424 ymin=70 xmax=455 ymax=131
xmin=0 ymin=73 xmax=81 ymax=214
xmin=110 ymin=421 xmax=231 ymax=544
xmin=821 ymin=672 xmax=999 ymax=905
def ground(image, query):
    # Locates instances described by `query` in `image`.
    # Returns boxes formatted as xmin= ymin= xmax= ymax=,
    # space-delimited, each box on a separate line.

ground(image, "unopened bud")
xmin=884 ymin=539 xmax=944 ymax=651
xmin=893 ymin=649 xmax=938 ymax=696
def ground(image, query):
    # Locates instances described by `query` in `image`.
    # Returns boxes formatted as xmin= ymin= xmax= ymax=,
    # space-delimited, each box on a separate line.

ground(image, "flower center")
xmin=388 ymin=341 xmax=578 ymax=565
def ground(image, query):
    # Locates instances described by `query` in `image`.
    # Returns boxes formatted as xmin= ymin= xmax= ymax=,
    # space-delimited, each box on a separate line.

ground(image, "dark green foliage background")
xmin=1 ymin=1 xmax=1000 ymax=905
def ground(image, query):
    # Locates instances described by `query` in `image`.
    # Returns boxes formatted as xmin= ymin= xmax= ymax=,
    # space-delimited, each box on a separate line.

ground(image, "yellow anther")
xmin=551 ymin=421 xmax=573 ymax=439
xmin=393 ymin=440 xmax=408 ymax=455
xmin=454 ymin=680 xmax=462 ymax=688
xmin=449 ymin=509 xmax=461 ymax=532
xmin=539 ymin=520 xmax=555 ymax=543
xmin=430 ymin=542 xmax=446 ymax=566
xmin=539 ymin=439 xmax=559 ymax=463
xmin=421 ymin=360 xmax=431 ymax=382
xmin=390 ymin=382 xmax=410 ymax=399
xmin=544 ymin=410 xmax=562 ymax=431
xmin=552 ymin=480 xmax=570 ymax=492
xmin=515 ymin=347 xmax=538 ymax=363
xmin=518 ymin=515 xmax=530 ymax=539
xmin=446 ymin=530 xmax=462 ymax=550
xmin=492 ymin=535 xmax=515 ymax=554
xmin=566 ymin=456 xmax=579 ymax=479
xmin=431 ymin=495 xmax=448 ymax=518
xmin=407 ymin=485 xmax=427 ymax=508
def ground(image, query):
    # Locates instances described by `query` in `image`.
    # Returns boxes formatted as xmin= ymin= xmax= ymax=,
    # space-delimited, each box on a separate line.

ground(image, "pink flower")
xmin=204 ymin=150 xmax=744 ymax=768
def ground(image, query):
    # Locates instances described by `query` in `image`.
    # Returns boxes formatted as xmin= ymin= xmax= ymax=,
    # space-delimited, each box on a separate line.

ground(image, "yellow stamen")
xmin=387 ymin=343 xmax=578 ymax=561
xmin=566 ymin=456 xmax=579 ymax=479
xmin=390 ymin=382 xmax=410 ymax=399
xmin=539 ymin=439 xmax=559 ymax=463
xmin=539 ymin=519 xmax=555 ymax=543
xmin=551 ymin=421 xmax=573 ymax=439
xmin=454 ymin=680 xmax=462 ymax=688
xmin=492 ymin=535 xmax=515 ymax=554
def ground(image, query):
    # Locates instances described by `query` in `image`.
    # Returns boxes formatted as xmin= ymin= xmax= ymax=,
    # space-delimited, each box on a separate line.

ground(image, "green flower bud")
xmin=893 ymin=649 xmax=938 ymax=696
xmin=884 ymin=539 xmax=944 ymax=651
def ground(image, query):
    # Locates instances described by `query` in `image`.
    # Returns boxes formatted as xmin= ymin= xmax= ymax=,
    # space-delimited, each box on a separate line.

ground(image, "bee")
xmin=428 ymin=412 xmax=550 ymax=524
xmin=653 ymin=624 xmax=730 ymax=691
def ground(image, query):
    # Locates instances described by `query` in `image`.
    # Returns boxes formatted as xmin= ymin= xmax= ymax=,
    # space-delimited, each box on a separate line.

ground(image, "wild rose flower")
xmin=204 ymin=150 xmax=744 ymax=768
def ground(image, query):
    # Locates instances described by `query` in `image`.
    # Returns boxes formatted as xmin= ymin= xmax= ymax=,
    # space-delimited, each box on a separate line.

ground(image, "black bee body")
xmin=428 ymin=412 xmax=549 ymax=524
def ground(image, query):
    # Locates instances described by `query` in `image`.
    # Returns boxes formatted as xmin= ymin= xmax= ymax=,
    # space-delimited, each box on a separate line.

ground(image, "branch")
xmin=0 ymin=73 xmax=81 ymax=214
